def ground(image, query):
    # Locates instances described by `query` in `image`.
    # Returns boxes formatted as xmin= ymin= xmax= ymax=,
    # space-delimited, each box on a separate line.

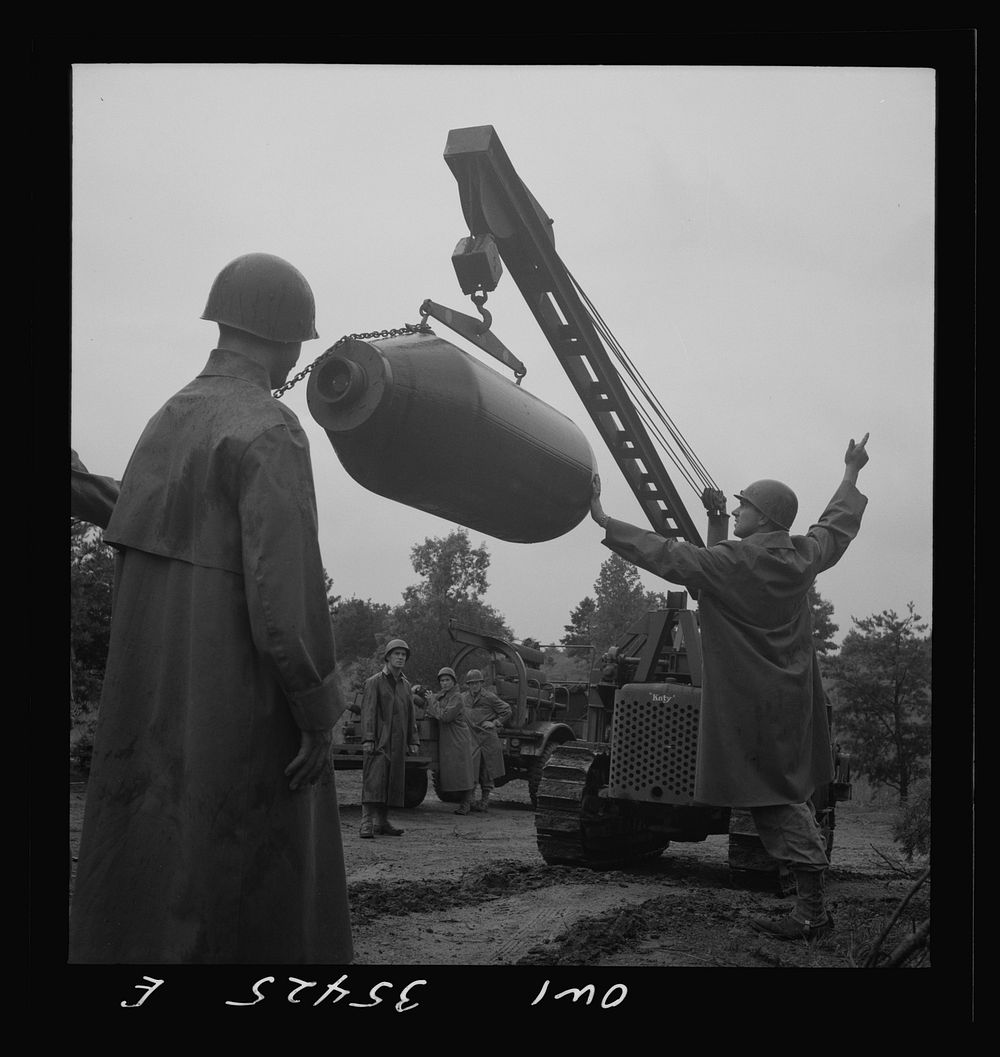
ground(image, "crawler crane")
xmin=435 ymin=126 xmax=851 ymax=880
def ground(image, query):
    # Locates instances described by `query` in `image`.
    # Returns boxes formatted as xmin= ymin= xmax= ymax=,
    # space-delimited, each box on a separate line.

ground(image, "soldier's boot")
xmin=454 ymin=791 xmax=473 ymax=815
xmin=752 ymin=868 xmax=833 ymax=941
xmin=359 ymin=805 xmax=375 ymax=839
xmin=375 ymin=806 xmax=404 ymax=837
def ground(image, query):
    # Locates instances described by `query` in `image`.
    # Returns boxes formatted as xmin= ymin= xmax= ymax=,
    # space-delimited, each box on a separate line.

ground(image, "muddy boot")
xmin=752 ymin=869 xmax=833 ymax=941
xmin=454 ymin=792 xmax=473 ymax=815
xmin=473 ymin=789 xmax=491 ymax=813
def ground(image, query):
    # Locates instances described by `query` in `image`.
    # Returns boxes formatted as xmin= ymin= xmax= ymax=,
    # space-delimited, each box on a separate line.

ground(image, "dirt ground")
xmin=68 ymin=765 xmax=929 ymax=971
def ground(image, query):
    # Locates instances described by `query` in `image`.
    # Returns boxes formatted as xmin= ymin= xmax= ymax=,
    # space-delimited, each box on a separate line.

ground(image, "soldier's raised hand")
xmin=701 ymin=487 xmax=727 ymax=517
xmin=590 ymin=473 xmax=608 ymax=526
xmin=843 ymin=432 xmax=870 ymax=486
xmin=845 ymin=433 xmax=870 ymax=470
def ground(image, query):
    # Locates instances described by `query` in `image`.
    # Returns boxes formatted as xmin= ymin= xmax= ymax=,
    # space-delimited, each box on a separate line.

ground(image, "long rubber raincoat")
xmin=68 ymin=349 xmax=352 ymax=964
xmin=425 ymin=686 xmax=475 ymax=792
xmin=464 ymin=689 xmax=512 ymax=781
xmin=360 ymin=666 xmax=420 ymax=806
xmin=602 ymin=480 xmax=867 ymax=807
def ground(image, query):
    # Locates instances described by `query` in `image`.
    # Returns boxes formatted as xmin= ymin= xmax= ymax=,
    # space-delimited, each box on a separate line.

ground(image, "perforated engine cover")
xmin=609 ymin=683 xmax=702 ymax=804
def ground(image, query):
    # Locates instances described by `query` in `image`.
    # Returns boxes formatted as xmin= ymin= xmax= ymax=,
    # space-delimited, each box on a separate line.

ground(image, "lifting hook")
xmin=419 ymin=297 xmax=527 ymax=384
xmin=471 ymin=289 xmax=492 ymax=332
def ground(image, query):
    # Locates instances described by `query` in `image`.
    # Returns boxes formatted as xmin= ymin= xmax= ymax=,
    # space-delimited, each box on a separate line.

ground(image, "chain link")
xmin=273 ymin=321 xmax=433 ymax=399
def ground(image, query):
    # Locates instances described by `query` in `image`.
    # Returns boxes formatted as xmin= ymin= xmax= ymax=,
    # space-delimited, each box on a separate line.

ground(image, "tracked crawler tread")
xmin=535 ymin=742 xmax=669 ymax=868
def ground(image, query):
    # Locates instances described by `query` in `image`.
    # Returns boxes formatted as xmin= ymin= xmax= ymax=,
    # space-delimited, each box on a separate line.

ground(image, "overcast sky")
xmin=70 ymin=63 xmax=935 ymax=648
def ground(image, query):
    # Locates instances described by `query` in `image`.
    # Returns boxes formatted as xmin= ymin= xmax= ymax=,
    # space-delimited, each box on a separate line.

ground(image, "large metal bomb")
xmin=307 ymin=332 xmax=595 ymax=543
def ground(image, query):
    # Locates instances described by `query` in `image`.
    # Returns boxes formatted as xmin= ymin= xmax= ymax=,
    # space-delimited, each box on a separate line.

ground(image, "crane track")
xmin=535 ymin=742 xmax=670 ymax=867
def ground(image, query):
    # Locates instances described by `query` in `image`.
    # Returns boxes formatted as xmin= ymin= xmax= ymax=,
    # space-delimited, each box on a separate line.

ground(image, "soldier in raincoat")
xmin=590 ymin=433 xmax=870 ymax=941
xmin=359 ymin=639 xmax=421 ymax=837
xmin=421 ymin=667 xmax=476 ymax=815
xmin=462 ymin=669 xmax=512 ymax=812
xmin=69 ymin=253 xmax=353 ymax=964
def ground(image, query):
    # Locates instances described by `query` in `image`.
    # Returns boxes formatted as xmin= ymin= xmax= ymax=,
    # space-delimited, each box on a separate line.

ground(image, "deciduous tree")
xmin=382 ymin=529 xmax=512 ymax=686
xmin=561 ymin=596 xmax=597 ymax=658
xmin=330 ymin=596 xmax=394 ymax=669
xmin=541 ymin=647 xmax=592 ymax=685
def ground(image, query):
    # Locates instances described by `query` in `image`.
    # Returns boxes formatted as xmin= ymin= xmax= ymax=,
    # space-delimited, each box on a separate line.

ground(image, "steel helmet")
xmin=201 ymin=252 xmax=319 ymax=342
xmin=465 ymin=669 xmax=484 ymax=683
xmin=384 ymin=638 xmax=410 ymax=660
xmin=733 ymin=479 xmax=798 ymax=531
xmin=437 ymin=666 xmax=457 ymax=681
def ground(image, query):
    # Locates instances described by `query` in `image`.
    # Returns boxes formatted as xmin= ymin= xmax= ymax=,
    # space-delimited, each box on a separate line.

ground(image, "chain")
xmin=273 ymin=321 xmax=433 ymax=399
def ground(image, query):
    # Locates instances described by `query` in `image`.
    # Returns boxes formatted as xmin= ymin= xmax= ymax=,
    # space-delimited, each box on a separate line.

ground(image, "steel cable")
xmin=563 ymin=264 xmax=720 ymax=498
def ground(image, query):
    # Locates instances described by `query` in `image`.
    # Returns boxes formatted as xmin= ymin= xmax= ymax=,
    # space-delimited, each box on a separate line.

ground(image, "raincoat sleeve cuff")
xmin=71 ymin=469 xmax=122 ymax=529
xmin=839 ymin=479 xmax=868 ymax=506
xmin=287 ymin=670 xmax=348 ymax=731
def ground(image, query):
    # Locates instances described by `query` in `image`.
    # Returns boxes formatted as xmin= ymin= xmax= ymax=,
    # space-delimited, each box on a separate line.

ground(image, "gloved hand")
xmin=701 ymin=487 xmax=728 ymax=517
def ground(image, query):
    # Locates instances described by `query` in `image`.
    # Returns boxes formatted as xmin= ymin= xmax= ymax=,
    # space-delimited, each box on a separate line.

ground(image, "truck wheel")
xmin=403 ymin=768 xmax=428 ymax=808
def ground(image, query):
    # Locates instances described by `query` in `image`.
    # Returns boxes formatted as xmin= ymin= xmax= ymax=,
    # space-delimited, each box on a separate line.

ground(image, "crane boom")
xmin=444 ymin=125 xmax=705 ymax=546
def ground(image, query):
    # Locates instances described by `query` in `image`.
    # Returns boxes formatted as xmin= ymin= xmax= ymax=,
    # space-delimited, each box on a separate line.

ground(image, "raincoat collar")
xmin=198 ymin=348 xmax=274 ymax=392
xmin=381 ymin=663 xmax=407 ymax=683
xmin=744 ymin=528 xmax=795 ymax=550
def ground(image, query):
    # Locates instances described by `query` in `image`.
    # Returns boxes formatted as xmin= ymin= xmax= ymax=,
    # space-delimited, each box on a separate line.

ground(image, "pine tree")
xmin=826 ymin=603 xmax=931 ymax=800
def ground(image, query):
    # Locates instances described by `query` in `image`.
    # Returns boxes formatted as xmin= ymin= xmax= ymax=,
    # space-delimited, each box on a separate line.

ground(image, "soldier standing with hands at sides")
xmin=463 ymin=669 xmax=512 ymax=813
xmin=590 ymin=433 xmax=870 ymax=941
xmin=69 ymin=253 xmax=352 ymax=964
xmin=359 ymin=639 xmax=421 ymax=838
xmin=420 ymin=667 xmax=477 ymax=815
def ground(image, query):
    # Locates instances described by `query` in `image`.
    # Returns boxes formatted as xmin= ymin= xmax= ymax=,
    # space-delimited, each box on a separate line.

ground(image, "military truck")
xmin=330 ymin=619 xmax=591 ymax=810
xmin=329 ymin=696 xmax=435 ymax=808
xmin=433 ymin=619 xmax=590 ymax=808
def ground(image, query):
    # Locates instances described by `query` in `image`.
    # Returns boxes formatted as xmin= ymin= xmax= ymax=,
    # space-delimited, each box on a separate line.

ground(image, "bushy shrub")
xmin=892 ymin=776 xmax=931 ymax=859
xmin=71 ymin=525 xmax=116 ymax=709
